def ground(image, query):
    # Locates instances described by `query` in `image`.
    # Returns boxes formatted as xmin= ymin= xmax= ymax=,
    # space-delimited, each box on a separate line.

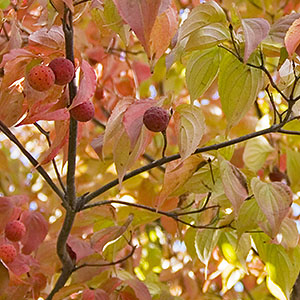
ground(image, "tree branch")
xmin=77 ymin=123 xmax=283 ymax=208
xmin=0 ymin=120 xmax=64 ymax=200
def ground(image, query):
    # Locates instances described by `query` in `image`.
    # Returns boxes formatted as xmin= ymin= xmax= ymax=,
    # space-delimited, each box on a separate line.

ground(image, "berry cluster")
xmin=143 ymin=106 xmax=169 ymax=132
xmin=27 ymin=57 xmax=75 ymax=92
xmin=0 ymin=220 xmax=27 ymax=264
xmin=27 ymin=58 xmax=95 ymax=122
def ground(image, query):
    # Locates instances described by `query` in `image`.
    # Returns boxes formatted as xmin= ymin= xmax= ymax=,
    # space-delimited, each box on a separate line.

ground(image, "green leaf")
xmin=185 ymin=23 xmax=230 ymax=51
xmin=178 ymin=0 xmax=226 ymax=41
xmin=251 ymin=178 xmax=293 ymax=238
xmin=236 ymin=198 xmax=265 ymax=238
xmin=218 ymin=52 xmax=263 ymax=131
xmin=243 ymin=136 xmax=274 ymax=172
xmin=0 ymin=0 xmax=9 ymax=9
xmin=253 ymin=234 xmax=300 ymax=300
xmin=176 ymin=104 xmax=206 ymax=161
xmin=103 ymin=0 xmax=130 ymax=44
xmin=195 ymin=228 xmax=221 ymax=275
xmin=287 ymin=148 xmax=300 ymax=192
xmin=273 ymin=218 xmax=299 ymax=249
xmin=186 ymin=47 xmax=223 ymax=100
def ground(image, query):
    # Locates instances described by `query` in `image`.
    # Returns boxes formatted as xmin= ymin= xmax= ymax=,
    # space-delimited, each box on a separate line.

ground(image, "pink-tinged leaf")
xmin=69 ymin=60 xmax=97 ymax=109
xmin=0 ymin=90 xmax=25 ymax=127
xmin=104 ymin=98 xmax=134 ymax=150
xmin=156 ymin=155 xmax=204 ymax=208
xmin=91 ymin=214 xmax=133 ymax=253
xmin=6 ymin=253 xmax=37 ymax=275
xmin=8 ymin=20 xmax=22 ymax=50
xmin=18 ymin=99 xmax=69 ymax=125
xmin=39 ymin=120 xmax=69 ymax=165
xmin=82 ymin=289 xmax=110 ymax=300
xmin=124 ymin=278 xmax=152 ymax=300
xmin=285 ymin=18 xmax=300 ymax=56
xmin=0 ymin=48 xmax=35 ymax=68
xmin=28 ymin=25 xmax=65 ymax=49
xmin=112 ymin=0 xmax=171 ymax=57
xmin=0 ymin=262 xmax=9 ymax=295
xmin=175 ymin=104 xmax=206 ymax=161
xmin=114 ymin=127 xmax=151 ymax=184
xmin=86 ymin=47 xmax=107 ymax=63
xmin=123 ymin=99 xmax=155 ymax=147
xmin=0 ymin=197 xmax=14 ymax=231
xmin=251 ymin=178 xmax=293 ymax=238
xmin=91 ymin=134 xmax=104 ymax=159
xmin=101 ymin=277 xmax=123 ymax=294
xmin=272 ymin=218 xmax=299 ymax=249
xmin=219 ymin=157 xmax=248 ymax=215
xmin=269 ymin=13 xmax=300 ymax=44
xmin=149 ymin=2 xmax=178 ymax=60
xmin=20 ymin=211 xmax=49 ymax=254
xmin=67 ymin=236 xmax=95 ymax=261
xmin=132 ymin=61 xmax=151 ymax=84
xmin=242 ymin=18 xmax=270 ymax=62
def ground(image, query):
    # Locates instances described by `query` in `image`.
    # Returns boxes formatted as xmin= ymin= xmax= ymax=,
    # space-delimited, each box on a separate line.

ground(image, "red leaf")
xmin=123 ymin=99 xmax=155 ymax=147
xmin=82 ymin=289 xmax=109 ymax=300
xmin=149 ymin=1 xmax=178 ymax=60
xmin=20 ymin=211 xmax=49 ymax=254
xmin=101 ymin=277 xmax=123 ymax=294
xmin=0 ymin=48 xmax=35 ymax=68
xmin=285 ymin=17 xmax=300 ymax=56
xmin=124 ymin=278 xmax=152 ymax=300
xmin=91 ymin=215 xmax=133 ymax=253
xmin=69 ymin=60 xmax=97 ymax=109
xmin=112 ymin=0 xmax=171 ymax=57
xmin=18 ymin=99 xmax=69 ymax=125
xmin=6 ymin=253 xmax=37 ymax=275
xmin=0 ymin=197 xmax=14 ymax=231
xmin=39 ymin=120 xmax=69 ymax=165
xmin=67 ymin=236 xmax=95 ymax=261
xmin=91 ymin=134 xmax=104 ymax=159
xmin=28 ymin=25 xmax=65 ymax=49
xmin=242 ymin=18 xmax=270 ymax=62
xmin=132 ymin=61 xmax=151 ymax=84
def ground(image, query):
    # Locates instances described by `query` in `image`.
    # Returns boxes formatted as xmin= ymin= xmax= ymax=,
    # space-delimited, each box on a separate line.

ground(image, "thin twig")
xmin=78 ymin=123 xmax=284 ymax=208
xmin=34 ymin=122 xmax=67 ymax=194
xmin=82 ymin=199 xmax=224 ymax=229
xmin=74 ymin=243 xmax=137 ymax=271
xmin=0 ymin=121 xmax=64 ymax=200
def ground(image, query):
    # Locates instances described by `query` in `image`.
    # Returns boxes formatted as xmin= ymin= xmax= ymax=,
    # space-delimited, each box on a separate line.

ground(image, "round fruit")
xmin=49 ymin=57 xmax=75 ymax=85
xmin=5 ymin=220 xmax=26 ymax=242
xmin=0 ymin=244 xmax=17 ymax=263
xmin=27 ymin=65 xmax=55 ymax=91
xmin=70 ymin=101 xmax=95 ymax=122
xmin=143 ymin=106 xmax=169 ymax=132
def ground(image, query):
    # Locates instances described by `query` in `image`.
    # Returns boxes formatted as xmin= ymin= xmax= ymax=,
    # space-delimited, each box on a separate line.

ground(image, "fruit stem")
xmin=161 ymin=130 xmax=167 ymax=158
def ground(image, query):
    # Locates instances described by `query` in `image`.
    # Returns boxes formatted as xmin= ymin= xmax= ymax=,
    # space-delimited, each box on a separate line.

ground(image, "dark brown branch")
xmin=0 ymin=120 xmax=64 ymax=200
xmin=46 ymin=7 xmax=78 ymax=300
xmin=63 ymin=7 xmax=78 ymax=209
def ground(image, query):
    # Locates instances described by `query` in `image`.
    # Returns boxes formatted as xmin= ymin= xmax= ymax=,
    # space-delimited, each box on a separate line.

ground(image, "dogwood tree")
xmin=0 ymin=0 xmax=300 ymax=299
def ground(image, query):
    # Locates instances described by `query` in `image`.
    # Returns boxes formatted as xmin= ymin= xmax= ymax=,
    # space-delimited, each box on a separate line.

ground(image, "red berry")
xmin=143 ymin=106 xmax=169 ymax=132
xmin=0 ymin=244 xmax=17 ymax=263
xmin=70 ymin=101 xmax=95 ymax=122
xmin=5 ymin=220 xmax=26 ymax=242
xmin=27 ymin=65 xmax=55 ymax=91
xmin=49 ymin=57 xmax=75 ymax=85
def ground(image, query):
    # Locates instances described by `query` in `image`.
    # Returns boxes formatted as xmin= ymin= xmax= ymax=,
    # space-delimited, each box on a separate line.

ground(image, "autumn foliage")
xmin=1 ymin=0 xmax=300 ymax=300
